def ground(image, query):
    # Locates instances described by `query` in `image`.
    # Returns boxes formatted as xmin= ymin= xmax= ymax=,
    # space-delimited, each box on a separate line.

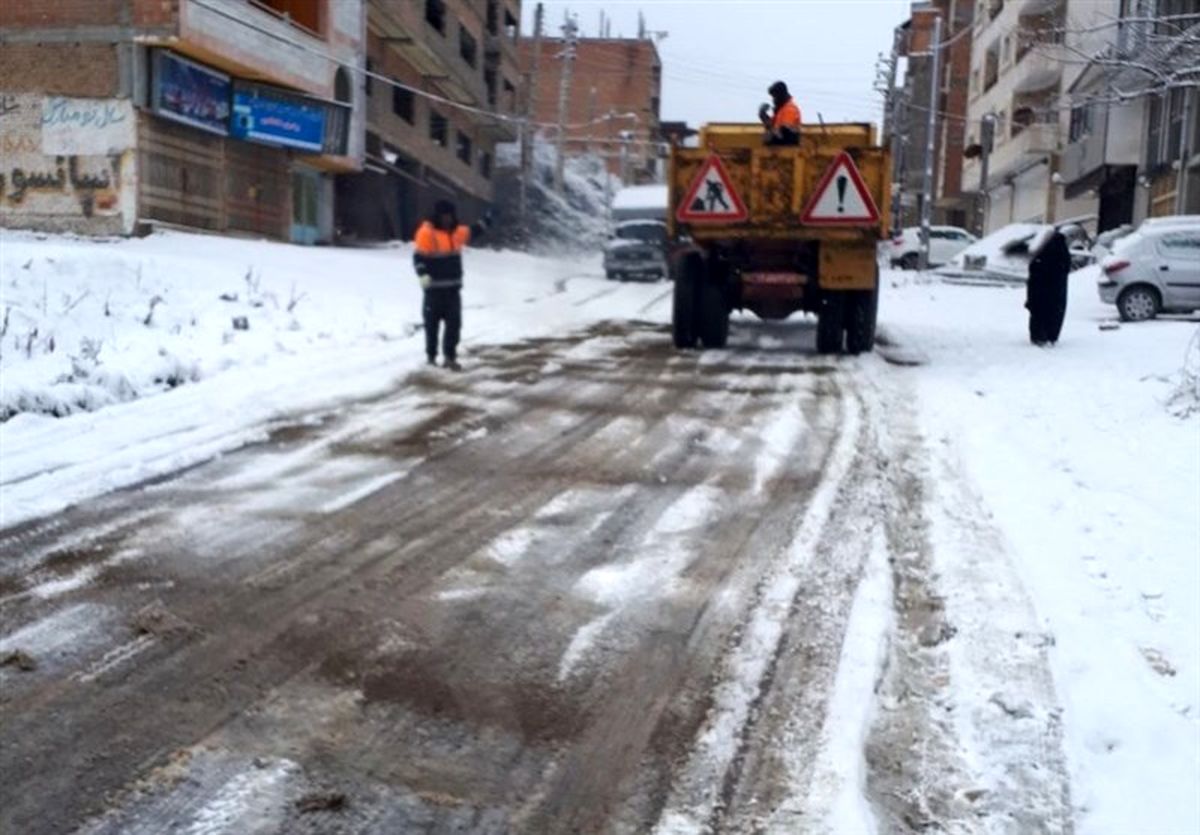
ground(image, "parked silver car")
xmin=1097 ymin=223 xmax=1200 ymax=320
xmin=603 ymin=220 xmax=668 ymax=281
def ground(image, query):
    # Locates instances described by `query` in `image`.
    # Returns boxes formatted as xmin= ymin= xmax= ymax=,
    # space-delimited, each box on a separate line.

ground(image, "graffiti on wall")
xmin=0 ymin=94 xmax=137 ymax=232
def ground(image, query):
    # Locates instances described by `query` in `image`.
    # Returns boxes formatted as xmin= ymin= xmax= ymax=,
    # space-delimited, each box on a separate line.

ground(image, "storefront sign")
xmin=0 ymin=93 xmax=137 ymax=234
xmin=151 ymin=49 xmax=231 ymax=136
xmin=230 ymin=83 xmax=325 ymax=153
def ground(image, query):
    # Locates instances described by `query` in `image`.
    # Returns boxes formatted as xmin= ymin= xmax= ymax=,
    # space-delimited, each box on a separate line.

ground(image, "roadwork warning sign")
xmin=676 ymin=155 xmax=749 ymax=223
xmin=800 ymin=151 xmax=880 ymax=226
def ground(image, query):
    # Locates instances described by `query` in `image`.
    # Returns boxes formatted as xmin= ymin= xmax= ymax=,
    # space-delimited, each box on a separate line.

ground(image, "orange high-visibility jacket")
xmin=413 ymin=221 xmax=471 ymax=289
xmin=773 ymin=97 xmax=802 ymax=133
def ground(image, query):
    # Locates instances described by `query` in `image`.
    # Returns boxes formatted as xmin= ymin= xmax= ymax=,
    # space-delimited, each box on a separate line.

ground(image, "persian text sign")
xmin=41 ymin=97 xmax=135 ymax=155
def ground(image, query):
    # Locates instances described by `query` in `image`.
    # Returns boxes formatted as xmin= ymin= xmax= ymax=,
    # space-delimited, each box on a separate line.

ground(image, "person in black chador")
xmin=1025 ymin=227 xmax=1071 ymax=346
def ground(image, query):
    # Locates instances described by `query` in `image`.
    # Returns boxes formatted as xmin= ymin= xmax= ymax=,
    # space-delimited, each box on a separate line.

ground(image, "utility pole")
xmin=879 ymin=27 xmax=902 ymax=235
xmin=976 ymin=113 xmax=994 ymax=236
xmin=918 ymin=13 xmax=942 ymax=272
xmin=553 ymin=14 xmax=578 ymax=194
xmin=586 ymin=85 xmax=596 ymax=154
xmin=520 ymin=2 xmax=544 ymax=223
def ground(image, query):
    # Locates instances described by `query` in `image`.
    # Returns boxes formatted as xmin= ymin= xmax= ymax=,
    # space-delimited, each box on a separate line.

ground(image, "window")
xmin=481 ymin=151 xmax=492 ymax=180
xmin=425 ymin=0 xmax=445 ymax=34
xmin=393 ymin=85 xmax=414 ymax=123
xmin=984 ymin=41 xmax=1000 ymax=90
xmin=1167 ymin=87 xmax=1186 ymax=162
xmin=484 ymin=68 xmax=497 ymax=107
xmin=430 ymin=111 xmax=448 ymax=146
xmin=1069 ymin=103 xmax=1092 ymax=143
xmin=255 ymin=0 xmax=322 ymax=35
xmin=486 ymin=0 xmax=499 ymax=35
xmin=504 ymin=7 xmax=519 ymax=39
xmin=1159 ymin=233 xmax=1200 ymax=259
xmin=365 ymin=57 xmax=373 ymax=96
xmin=1147 ymin=94 xmax=1164 ymax=168
xmin=503 ymin=78 xmax=517 ymax=113
xmin=651 ymin=96 xmax=660 ymax=117
xmin=460 ymin=25 xmax=478 ymax=68
xmin=456 ymin=131 xmax=472 ymax=164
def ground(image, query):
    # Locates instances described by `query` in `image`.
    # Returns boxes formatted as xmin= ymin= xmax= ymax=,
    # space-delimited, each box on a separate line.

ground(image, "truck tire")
xmin=844 ymin=284 xmax=879 ymax=355
xmin=672 ymin=254 xmax=702 ymax=349
xmin=816 ymin=291 xmax=845 ymax=354
xmin=698 ymin=265 xmax=729 ymax=349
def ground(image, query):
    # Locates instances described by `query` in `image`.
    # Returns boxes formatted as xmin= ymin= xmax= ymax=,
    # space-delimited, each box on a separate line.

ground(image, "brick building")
xmin=520 ymin=35 xmax=663 ymax=183
xmin=0 ymin=0 xmax=365 ymax=242
xmin=897 ymin=0 xmax=974 ymax=231
xmin=336 ymin=0 xmax=522 ymax=241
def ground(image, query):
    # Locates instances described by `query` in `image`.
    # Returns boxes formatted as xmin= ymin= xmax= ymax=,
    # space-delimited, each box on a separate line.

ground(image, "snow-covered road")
xmin=0 ymin=233 xmax=1196 ymax=834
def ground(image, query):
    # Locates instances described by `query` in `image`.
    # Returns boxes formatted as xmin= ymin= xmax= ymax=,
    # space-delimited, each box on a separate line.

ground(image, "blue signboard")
xmin=151 ymin=50 xmax=231 ymax=136
xmin=230 ymin=84 xmax=326 ymax=153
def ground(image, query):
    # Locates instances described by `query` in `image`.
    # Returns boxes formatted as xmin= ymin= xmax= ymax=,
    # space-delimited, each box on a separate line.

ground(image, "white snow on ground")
xmin=0 ymin=229 xmax=668 ymax=528
xmin=799 ymin=531 xmax=891 ymax=835
xmin=875 ymin=269 xmax=1200 ymax=835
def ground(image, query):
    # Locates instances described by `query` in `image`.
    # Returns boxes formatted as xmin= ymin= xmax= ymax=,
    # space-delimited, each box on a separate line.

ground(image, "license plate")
xmin=743 ymin=271 xmax=806 ymax=285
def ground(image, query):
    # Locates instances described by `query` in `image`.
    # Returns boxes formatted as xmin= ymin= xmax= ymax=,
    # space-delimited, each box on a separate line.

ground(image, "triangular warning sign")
xmin=800 ymin=151 xmax=880 ymax=226
xmin=676 ymin=154 xmax=749 ymax=224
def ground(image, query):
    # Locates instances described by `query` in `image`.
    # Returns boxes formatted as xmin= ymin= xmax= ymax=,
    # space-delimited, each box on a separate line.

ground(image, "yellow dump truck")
xmin=667 ymin=123 xmax=891 ymax=354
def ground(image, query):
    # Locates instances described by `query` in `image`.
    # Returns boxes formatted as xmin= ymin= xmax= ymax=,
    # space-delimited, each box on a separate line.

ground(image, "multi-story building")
xmin=336 ymin=0 xmax=523 ymax=241
xmin=520 ymin=34 xmax=663 ymax=183
xmin=897 ymin=1 xmax=975 ymax=230
xmin=0 ymin=0 xmax=366 ymax=243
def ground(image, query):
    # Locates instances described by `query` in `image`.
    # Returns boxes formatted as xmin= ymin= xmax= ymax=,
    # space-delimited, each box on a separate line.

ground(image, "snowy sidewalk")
xmin=873 ymin=270 xmax=1200 ymax=834
xmin=0 ymin=230 xmax=669 ymax=527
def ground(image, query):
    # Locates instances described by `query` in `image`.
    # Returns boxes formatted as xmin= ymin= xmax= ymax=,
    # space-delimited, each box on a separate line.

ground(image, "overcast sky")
xmin=521 ymin=0 xmax=909 ymax=129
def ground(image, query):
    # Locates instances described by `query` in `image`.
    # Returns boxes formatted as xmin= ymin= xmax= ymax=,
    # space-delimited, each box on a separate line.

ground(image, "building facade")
xmin=897 ymin=0 xmax=975 ymax=230
xmin=336 ymin=0 xmax=522 ymax=241
xmin=520 ymin=35 xmax=663 ymax=183
xmin=0 ymin=0 xmax=366 ymax=243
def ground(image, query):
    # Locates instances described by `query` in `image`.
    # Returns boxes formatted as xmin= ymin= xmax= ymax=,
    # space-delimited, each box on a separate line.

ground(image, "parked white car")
xmin=1097 ymin=223 xmax=1200 ymax=320
xmin=889 ymin=226 xmax=977 ymax=269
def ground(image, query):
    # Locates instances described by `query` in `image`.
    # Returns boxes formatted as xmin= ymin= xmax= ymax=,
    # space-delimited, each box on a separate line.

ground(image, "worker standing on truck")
xmin=413 ymin=200 xmax=488 ymax=371
xmin=758 ymin=81 xmax=802 ymax=146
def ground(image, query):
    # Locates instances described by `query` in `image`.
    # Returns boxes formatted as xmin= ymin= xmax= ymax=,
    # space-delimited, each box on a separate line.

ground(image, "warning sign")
xmin=676 ymin=154 xmax=749 ymax=224
xmin=800 ymin=151 xmax=880 ymax=226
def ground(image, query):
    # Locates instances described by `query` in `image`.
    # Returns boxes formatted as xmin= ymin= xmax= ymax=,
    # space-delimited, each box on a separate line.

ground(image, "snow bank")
xmin=492 ymin=137 xmax=619 ymax=253
xmin=877 ymin=270 xmax=1200 ymax=835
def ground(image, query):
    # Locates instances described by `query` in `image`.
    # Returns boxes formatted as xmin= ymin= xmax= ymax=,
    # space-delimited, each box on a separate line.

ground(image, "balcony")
xmin=368 ymin=1 xmax=486 ymax=111
xmin=964 ymin=121 xmax=1059 ymax=188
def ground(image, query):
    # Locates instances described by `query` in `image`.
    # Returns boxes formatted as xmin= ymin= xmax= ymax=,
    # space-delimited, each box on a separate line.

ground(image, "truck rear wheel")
xmin=816 ymin=292 xmax=845 ymax=354
xmin=698 ymin=264 xmax=729 ymax=349
xmin=672 ymin=253 xmax=702 ymax=349
xmin=844 ymin=284 xmax=879 ymax=355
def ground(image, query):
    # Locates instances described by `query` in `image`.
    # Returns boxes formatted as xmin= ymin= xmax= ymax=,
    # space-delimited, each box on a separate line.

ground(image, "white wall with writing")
xmin=0 ymin=93 xmax=138 ymax=235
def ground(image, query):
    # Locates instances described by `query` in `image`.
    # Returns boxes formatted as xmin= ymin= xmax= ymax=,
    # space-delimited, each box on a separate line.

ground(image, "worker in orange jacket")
xmin=759 ymin=80 xmax=802 ymax=146
xmin=412 ymin=199 xmax=488 ymax=370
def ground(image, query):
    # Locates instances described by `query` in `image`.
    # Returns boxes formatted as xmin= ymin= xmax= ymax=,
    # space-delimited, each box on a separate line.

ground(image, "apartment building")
xmin=336 ymin=0 xmax=522 ymax=241
xmin=897 ymin=1 xmax=975 ymax=230
xmin=520 ymin=35 xmax=663 ymax=183
xmin=0 ymin=0 xmax=366 ymax=242
xmin=962 ymin=0 xmax=1101 ymax=233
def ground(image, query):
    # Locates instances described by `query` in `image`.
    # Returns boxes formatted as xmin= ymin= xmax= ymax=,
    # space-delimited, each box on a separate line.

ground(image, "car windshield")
xmin=615 ymin=223 xmax=666 ymax=243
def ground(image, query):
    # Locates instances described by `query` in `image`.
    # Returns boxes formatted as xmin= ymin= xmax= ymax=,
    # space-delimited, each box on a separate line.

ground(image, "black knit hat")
xmin=768 ymin=81 xmax=789 ymax=98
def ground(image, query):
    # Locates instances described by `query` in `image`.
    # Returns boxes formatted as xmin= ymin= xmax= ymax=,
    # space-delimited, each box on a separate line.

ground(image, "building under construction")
xmin=520 ymin=16 xmax=664 ymax=184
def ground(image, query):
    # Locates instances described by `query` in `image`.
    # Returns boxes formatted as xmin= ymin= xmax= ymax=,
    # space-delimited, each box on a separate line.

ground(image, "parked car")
xmin=889 ymin=225 xmax=977 ymax=269
xmin=603 ymin=219 xmax=668 ymax=281
xmin=1097 ymin=223 xmax=1200 ymax=320
xmin=936 ymin=222 xmax=1092 ymax=281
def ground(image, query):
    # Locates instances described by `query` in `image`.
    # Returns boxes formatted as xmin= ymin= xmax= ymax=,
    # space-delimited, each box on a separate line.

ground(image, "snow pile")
xmin=492 ymin=137 xmax=619 ymax=253
xmin=1166 ymin=327 xmax=1200 ymax=418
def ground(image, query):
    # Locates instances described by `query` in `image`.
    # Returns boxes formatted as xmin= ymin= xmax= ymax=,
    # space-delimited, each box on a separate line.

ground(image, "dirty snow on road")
xmin=1 ymin=233 xmax=1197 ymax=834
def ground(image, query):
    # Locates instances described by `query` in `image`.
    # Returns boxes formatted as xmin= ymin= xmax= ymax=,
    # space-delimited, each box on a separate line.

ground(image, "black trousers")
xmin=423 ymin=287 xmax=461 ymax=361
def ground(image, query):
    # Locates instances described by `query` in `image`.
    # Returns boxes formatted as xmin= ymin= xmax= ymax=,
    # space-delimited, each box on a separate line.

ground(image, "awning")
xmin=1014 ymin=66 xmax=1061 ymax=94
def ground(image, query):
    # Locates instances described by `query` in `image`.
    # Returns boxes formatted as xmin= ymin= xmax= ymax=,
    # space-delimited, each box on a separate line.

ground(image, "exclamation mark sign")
xmin=836 ymin=174 xmax=848 ymax=214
